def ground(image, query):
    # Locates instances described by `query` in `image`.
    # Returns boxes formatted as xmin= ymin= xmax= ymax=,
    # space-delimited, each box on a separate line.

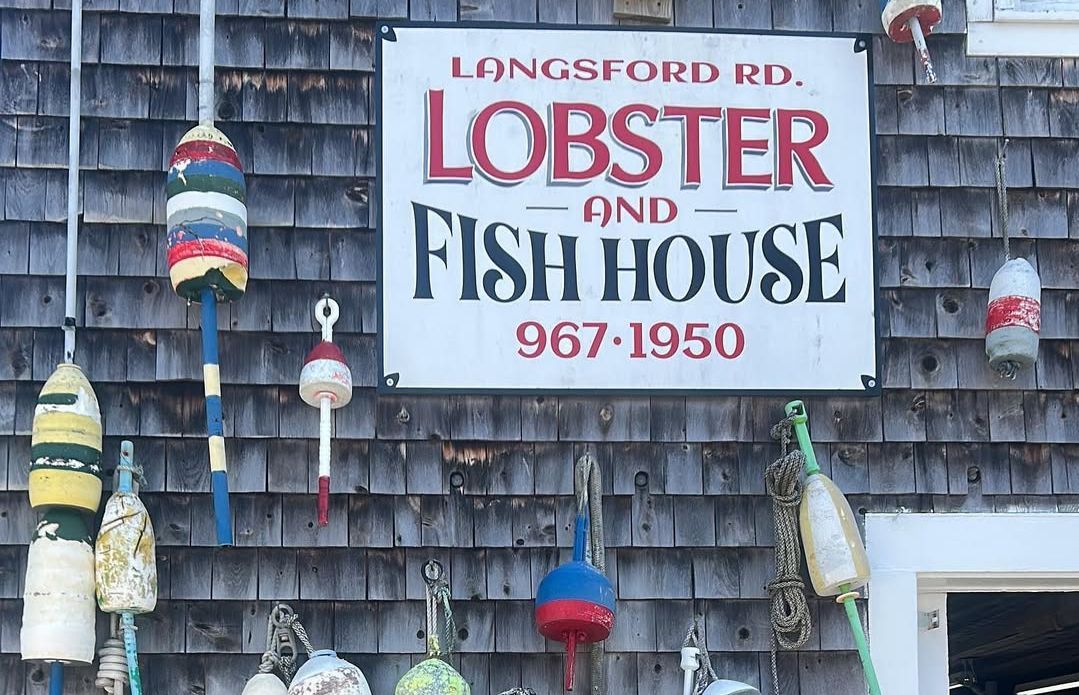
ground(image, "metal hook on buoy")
xmin=314 ymin=296 xmax=340 ymax=342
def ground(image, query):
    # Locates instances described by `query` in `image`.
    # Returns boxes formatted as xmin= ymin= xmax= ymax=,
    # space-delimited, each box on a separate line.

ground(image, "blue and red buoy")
xmin=536 ymin=510 xmax=615 ymax=691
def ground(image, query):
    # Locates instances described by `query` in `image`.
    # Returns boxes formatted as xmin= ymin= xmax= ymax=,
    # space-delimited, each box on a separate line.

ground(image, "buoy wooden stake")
xmin=785 ymin=401 xmax=880 ymax=695
xmin=299 ymin=297 xmax=352 ymax=527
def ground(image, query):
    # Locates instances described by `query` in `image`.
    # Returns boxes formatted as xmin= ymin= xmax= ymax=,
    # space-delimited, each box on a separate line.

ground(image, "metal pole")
xmin=198 ymin=0 xmax=216 ymax=125
xmin=64 ymin=0 xmax=83 ymax=363
xmin=49 ymin=661 xmax=64 ymax=695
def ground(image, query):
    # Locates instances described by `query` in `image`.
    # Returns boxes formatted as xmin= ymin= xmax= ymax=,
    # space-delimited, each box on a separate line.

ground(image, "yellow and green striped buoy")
xmin=29 ymin=363 xmax=103 ymax=513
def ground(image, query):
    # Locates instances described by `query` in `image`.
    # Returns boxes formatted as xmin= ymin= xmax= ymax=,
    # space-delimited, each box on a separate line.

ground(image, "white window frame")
xmin=866 ymin=513 xmax=1079 ymax=695
xmin=966 ymin=0 xmax=1079 ymax=56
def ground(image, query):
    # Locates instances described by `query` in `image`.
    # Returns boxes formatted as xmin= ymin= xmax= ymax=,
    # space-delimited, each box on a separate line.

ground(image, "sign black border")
xmin=375 ymin=21 xmax=882 ymax=396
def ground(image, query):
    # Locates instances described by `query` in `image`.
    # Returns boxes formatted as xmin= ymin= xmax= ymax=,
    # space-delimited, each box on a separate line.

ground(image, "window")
xmin=966 ymin=0 xmax=1079 ymax=56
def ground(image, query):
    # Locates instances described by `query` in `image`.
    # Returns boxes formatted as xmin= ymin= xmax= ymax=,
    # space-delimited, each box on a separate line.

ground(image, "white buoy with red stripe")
xmin=299 ymin=296 xmax=352 ymax=526
xmin=881 ymin=0 xmax=941 ymax=83
xmin=987 ymin=257 xmax=1041 ymax=378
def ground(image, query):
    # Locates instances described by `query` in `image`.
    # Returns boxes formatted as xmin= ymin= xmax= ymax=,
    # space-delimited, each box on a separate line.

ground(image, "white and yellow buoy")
xmin=21 ymin=508 xmax=97 ymax=665
xmin=96 ymin=441 xmax=157 ymax=695
xmin=29 ymin=363 xmax=103 ymax=513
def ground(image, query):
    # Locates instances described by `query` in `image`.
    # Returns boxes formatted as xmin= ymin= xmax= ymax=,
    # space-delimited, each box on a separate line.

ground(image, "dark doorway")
xmin=948 ymin=592 xmax=1079 ymax=694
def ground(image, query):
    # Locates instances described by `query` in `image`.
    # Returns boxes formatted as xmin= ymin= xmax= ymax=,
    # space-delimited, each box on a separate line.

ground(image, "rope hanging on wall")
xmin=986 ymin=139 xmax=1042 ymax=380
xmin=765 ymin=417 xmax=812 ymax=694
xmin=394 ymin=560 xmax=470 ymax=695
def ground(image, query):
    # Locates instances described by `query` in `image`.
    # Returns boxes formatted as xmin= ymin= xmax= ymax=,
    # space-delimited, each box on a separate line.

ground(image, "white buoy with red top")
xmin=299 ymin=296 xmax=352 ymax=526
xmin=881 ymin=0 xmax=941 ymax=83
xmin=986 ymin=141 xmax=1041 ymax=380
xmin=987 ymin=258 xmax=1041 ymax=377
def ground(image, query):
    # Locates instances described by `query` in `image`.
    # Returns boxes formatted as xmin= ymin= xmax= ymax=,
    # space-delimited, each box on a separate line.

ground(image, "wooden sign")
xmin=376 ymin=24 xmax=879 ymax=394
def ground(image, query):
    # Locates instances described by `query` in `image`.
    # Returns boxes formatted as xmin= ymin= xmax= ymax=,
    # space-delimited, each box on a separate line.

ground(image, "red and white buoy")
xmin=299 ymin=297 xmax=352 ymax=526
xmin=986 ymin=257 xmax=1041 ymax=378
xmin=881 ymin=0 xmax=941 ymax=83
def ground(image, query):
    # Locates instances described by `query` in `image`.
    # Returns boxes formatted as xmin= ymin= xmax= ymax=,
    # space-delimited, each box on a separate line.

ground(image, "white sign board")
xmin=377 ymin=24 xmax=879 ymax=393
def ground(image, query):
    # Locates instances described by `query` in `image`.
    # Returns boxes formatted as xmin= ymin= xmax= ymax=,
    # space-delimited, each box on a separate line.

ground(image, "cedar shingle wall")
xmin=0 ymin=0 xmax=1077 ymax=692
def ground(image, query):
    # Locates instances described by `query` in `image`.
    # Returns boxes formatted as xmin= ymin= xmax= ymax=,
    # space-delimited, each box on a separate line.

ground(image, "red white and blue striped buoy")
xmin=299 ymin=297 xmax=352 ymax=527
xmin=535 ymin=509 xmax=616 ymax=691
xmin=881 ymin=0 xmax=941 ymax=83
xmin=986 ymin=257 xmax=1041 ymax=378
xmin=166 ymin=123 xmax=248 ymax=546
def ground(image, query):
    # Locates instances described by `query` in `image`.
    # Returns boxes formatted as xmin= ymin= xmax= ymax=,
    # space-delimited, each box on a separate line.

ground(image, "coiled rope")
xmin=765 ymin=417 xmax=812 ymax=695
xmin=575 ymin=451 xmax=607 ymax=695
xmin=682 ymin=615 xmax=717 ymax=695
xmin=95 ymin=617 xmax=128 ymax=694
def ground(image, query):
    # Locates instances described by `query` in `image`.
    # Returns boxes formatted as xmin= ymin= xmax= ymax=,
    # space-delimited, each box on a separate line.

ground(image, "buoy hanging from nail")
xmin=29 ymin=363 xmax=103 ymax=513
xmin=881 ymin=0 xmax=941 ymax=83
xmin=783 ymin=401 xmax=880 ymax=695
xmin=289 ymin=650 xmax=371 ymax=695
xmin=299 ymin=296 xmax=352 ymax=527
xmin=986 ymin=141 xmax=1041 ymax=380
xmin=535 ymin=506 xmax=616 ymax=691
xmin=395 ymin=561 xmax=470 ymax=695
xmin=21 ymin=509 xmax=98 ymax=666
xmin=166 ymin=122 xmax=247 ymax=546
xmin=987 ymin=258 xmax=1041 ymax=378
xmin=96 ymin=441 xmax=157 ymax=695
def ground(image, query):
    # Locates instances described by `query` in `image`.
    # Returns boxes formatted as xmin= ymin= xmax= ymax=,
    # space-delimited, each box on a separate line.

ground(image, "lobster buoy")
xmin=704 ymin=682 xmax=762 ymax=695
xmin=396 ymin=659 xmax=470 ymax=695
xmin=166 ymin=124 xmax=248 ymax=301
xmin=289 ymin=650 xmax=371 ymax=695
xmin=244 ymin=673 xmax=289 ymax=695
xmin=96 ymin=442 xmax=157 ymax=615
xmin=800 ymin=468 xmax=871 ymax=597
xmin=299 ymin=297 xmax=352 ymax=526
xmin=29 ymin=363 xmax=103 ymax=513
xmin=21 ymin=509 xmax=97 ymax=664
xmin=167 ymin=123 xmax=248 ymax=546
xmin=397 ymin=560 xmax=470 ymax=695
xmin=536 ymin=510 xmax=616 ymax=691
xmin=986 ymin=257 xmax=1041 ymax=378
xmin=881 ymin=0 xmax=941 ymax=83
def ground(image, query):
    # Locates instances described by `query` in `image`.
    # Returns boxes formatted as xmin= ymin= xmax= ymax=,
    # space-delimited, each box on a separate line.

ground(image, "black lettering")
xmin=760 ymin=223 xmax=803 ymax=304
xmin=654 ymin=235 xmax=705 ymax=302
xmin=601 ymin=237 xmax=651 ymax=301
xmin=482 ymin=223 xmax=527 ymax=302
xmin=711 ymin=231 xmax=757 ymax=303
xmin=805 ymin=214 xmax=846 ymax=303
xmin=412 ymin=201 xmax=453 ymax=300
xmin=529 ymin=231 xmax=580 ymax=301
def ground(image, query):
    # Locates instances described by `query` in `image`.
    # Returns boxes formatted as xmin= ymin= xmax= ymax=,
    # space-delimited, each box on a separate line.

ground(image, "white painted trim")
xmin=866 ymin=513 xmax=1079 ymax=695
xmin=968 ymin=0 xmax=996 ymax=21
xmin=967 ymin=20 xmax=1079 ymax=55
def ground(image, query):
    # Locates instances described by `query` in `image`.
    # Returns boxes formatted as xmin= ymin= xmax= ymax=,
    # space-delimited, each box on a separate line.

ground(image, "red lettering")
xmin=425 ymin=90 xmax=473 ymax=182
xmin=551 ymin=103 xmax=611 ymax=182
xmin=602 ymin=60 xmax=624 ymax=80
xmin=574 ymin=59 xmax=599 ymax=80
xmin=609 ymin=104 xmax=662 ymax=186
xmin=776 ymin=109 xmax=832 ymax=188
xmin=662 ymin=106 xmax=723 ymax=187
xmin=735 ymin=63 xmax=760 ymax=85
xmin=662 ymin=61 xmax=688 ymax=83
xmin=725 ymin=108 xmax=772 ymax=187
xmin=451 ymin=57 xmax=471 ymax=79
xmin=470 ymin=101 xmax=547 ymax=184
